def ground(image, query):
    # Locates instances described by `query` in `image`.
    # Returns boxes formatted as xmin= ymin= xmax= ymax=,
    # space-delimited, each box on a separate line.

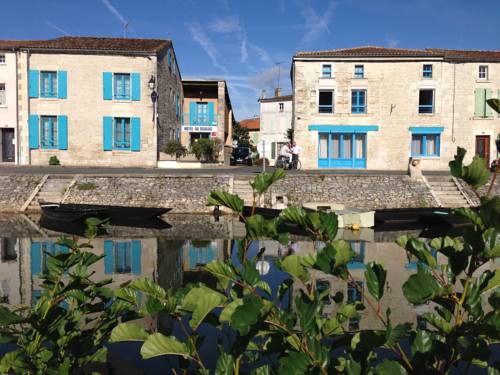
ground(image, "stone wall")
xmin=0 ymin=175 xmax=42 ymax=212
xmin=63 ymin=175 xmax=231 ymax=213
xmin=266 ymin=174 xmax=438 ymax=209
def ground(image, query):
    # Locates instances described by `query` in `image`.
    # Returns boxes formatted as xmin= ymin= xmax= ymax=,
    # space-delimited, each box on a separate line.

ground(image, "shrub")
xmin=191 ymin=138 xmax=216 ymax=162
xmin=165 ymin=140 xmax=187 ymax=160
xmin=48 ymin=156 xmax=60 ymax=166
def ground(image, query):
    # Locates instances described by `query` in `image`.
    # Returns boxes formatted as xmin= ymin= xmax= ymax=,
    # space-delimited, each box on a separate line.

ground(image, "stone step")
xmin=428 ymin=182 xmax=457 ymax=187
xmin=432 ymin=187 xmax=461 ymax=192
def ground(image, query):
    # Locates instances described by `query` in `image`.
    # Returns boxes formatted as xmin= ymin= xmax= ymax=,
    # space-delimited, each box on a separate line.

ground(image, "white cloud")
xmin=101 ymin=0 xmax=128 ymax=26
xmin=46 ymin=21 xmax=70 ymax=36
xmin=209 ymin=17 xmax=241 ymax=33
xmin=298 ymin=1 xmax=336 ymax=46
xmin=240 ymin=32 xmax=248 ymax=63
xmin=249 ymin=43 xmax=271 ymax=64
xmin=186 ymin=22 xmax=228 ymax=73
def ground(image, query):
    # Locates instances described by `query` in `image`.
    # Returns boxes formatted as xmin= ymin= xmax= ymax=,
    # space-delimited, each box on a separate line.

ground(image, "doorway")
xmin=1 ymin=129 xmax=15 ymax=162
xmin=190 ymin=132 xmax=210 ymax=144
xmin=475 ymin=135 xmax=490 ymax=165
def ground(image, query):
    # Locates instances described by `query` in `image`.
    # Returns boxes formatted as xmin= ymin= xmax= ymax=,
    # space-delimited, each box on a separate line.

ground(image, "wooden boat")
xmin=242 ymin=205 xmax=282 ymax=220
xmin=40 ymin=202 xmax=171 ymax=223
xmin=303 ymin=202 xmax=375 ymax=228
xmin=375 ymin=207 xmax=446 ymax=224
xmin=418 ymin=210 xmax=471 ymax=229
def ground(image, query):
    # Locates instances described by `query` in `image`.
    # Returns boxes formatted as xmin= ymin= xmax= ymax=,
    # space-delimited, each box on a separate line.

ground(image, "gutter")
xmin=19 ymin=47 xmax=159 ymax=57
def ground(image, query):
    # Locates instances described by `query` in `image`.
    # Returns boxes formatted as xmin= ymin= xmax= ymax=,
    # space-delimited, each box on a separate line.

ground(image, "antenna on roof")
xmin=275 ymin=61 xmax=283 ymax=90
xmin=123 ymin=22 xmax=130 ymax=38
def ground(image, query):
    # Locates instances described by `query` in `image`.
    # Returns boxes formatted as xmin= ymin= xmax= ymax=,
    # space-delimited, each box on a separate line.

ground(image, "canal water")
xmin=0 ymin=213 xmax=497 ymax=373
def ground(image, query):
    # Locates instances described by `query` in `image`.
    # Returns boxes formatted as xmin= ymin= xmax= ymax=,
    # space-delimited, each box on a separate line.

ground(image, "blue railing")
xmin=183 ymin=113 xmax=218 ymax=126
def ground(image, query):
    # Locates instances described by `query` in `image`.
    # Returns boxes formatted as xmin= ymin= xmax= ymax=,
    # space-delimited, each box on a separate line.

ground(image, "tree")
xmin=232 ymin=121 xmax=251 ymax=147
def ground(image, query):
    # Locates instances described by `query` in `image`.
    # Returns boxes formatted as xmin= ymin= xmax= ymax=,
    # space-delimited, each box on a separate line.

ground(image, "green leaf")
xmin=205 ymin=260 xmax=237 ymax=289
xmin=215 ymin=352 xmax=234 ymax=375
xmin=318 ymin=211 xmax=339 ymax=241
xmin=385 ymin=323 xmax=411 ymax=347
xmin=487 ymin=98 xmax=500 ymax=114
xmin=449 ymin=147 xmax=490 ymax=189
xmin=449 ymin=147 xmax=466 ymax=179
xmin=365 ymin=262 xmax=387 ymax=301
xmin=230 ymin=295 xmax=272 ymax=335
xmin=219 ymin=298 xmax=244 ymax=323
xmin=0 ymin=306 xmax=23 ymax=326
xmin=280 ymin=206 xmax=309 ymax=229
xmin=466 ymin=271 xmax=497 ymax=318
xmin=276 ymin=255 xmax=310 ymax=283
xmin=207 ymin=190 xmax=244 ymax=213
xmin=242 ymin=261 xmax=260 ymax=286
xmin=245 ymin=215 xmax=286 ymax=243
xmin=110 ymin=323 xmax=149 ymax=342
xmin=140 ymin=333 xmax=191 ymax=360
xmin=251 ymin=365 xmax=271 ymax=375
xmin=322 ymin=316 xmax=342 ymax=336
xmin=278 ymin=351 xmax=310 ymax=375
xmin=375 ymin=359 xmax=407 ymax=375
xmin=250 ymin=169 xmax=285 ymax=195
xmin=255 ymin=280 xmax=272 ymax=296
xmin=181 ymin=286 xmax=227 ymax=330
xmin=481 ymin=196 xmax=500 ymax=232
xmin=396 ymin=235 xmax=436 ymax=268
xmin=351 ymin=330 xmax=386 ymax=351
xmin=411 ymin=329 xmax=434 ymax=354
xmin=483 ymin=229 xmax=500 ymax=258
xmin=0 ymin=351 xmax=26 ymax=373
xmin=402 ymin=264 xmax=446 ymax=305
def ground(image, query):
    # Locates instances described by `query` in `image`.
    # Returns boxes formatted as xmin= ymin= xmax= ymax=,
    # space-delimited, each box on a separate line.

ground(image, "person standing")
xmin=291 ymin=141 xmax=302 ymax=169
xmin=280 ymin=143 xmax=292 ymax=165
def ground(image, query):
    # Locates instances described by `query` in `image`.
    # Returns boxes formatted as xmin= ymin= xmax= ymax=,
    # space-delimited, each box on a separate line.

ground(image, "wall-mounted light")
xmin=199 ymin=90 xmax=204 ymax=100
xmin=148 ymin=75 xmax=156 ymax=91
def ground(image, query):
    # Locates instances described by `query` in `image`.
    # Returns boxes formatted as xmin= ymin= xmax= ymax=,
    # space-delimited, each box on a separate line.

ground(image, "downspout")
xmin=13 ymin=48 xmax=19 ymax=164
xmin=25 ymin=49 xmax=31 ymax=165
xmin=451 ymin=63 xmax=456 ymax=143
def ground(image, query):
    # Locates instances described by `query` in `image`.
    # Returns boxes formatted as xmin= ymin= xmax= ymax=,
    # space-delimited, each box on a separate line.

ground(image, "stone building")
xmin=292 ymin=46 xmax=500 ymax=170
xmin=181 ymin=78 xmax=235 ymax=164
xmin=258 ymin=88 xmax=293 ymax=165
xmin=0 ymin=37 xmax=183 ymax=167
xmin=0 ymin=50 xmax=18 ymax=163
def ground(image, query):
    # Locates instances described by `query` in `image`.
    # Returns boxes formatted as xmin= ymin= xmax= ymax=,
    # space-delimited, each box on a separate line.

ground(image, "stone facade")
xmin=0 ymin=51 xmax=18 ymax=163
xmin=0 ymin=175 xmax=42 ymax=212
xmin=292 ymin=49 xmax=500 ymax=171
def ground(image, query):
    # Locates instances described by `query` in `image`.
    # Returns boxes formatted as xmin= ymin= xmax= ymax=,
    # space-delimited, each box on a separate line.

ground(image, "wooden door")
xmin=475 ymin=135 xmax=490 ymax=164
xmin=1 ymin=129 xmax=14 ymax=162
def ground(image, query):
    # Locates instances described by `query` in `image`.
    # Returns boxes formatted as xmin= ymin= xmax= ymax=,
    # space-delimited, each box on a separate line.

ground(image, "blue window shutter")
xmin=131 ymin=240 xmax=141 ymax=275
xmin=208 ymin=102 xmax=215 ymax=125
xmin=29 ymin=70 xmax=39 ymax=98
xmin=131 ymin=117 xmax=141 ymax=151
xmin=31 ymin=242 xmax=41 ymax=276
xmin=104 ymin=240 xmax=113 ymax=275
xmin=103 ymin=116 xmax=113 ymax=151
xmin=131 ymin=73 xmax=141 ymax=101
xmin=58 ymin=71 xmax=67 ymax=99
xmin=189 ymin=102 xmax=196 ymax=124
xmin=103 ymin=72 xmax=112 ymax=100
xmin=58 ymin=115 xmax=68 ymax=150
xmin=29 ymin=115 xmax=39 ymax=149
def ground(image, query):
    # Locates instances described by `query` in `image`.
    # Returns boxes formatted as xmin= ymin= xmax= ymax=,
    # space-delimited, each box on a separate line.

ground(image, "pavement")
xmin=0 ymin=164 xmax=451 ymax=176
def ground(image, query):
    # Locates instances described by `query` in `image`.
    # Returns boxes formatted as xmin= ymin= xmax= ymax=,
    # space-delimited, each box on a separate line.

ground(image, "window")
xmin=319 ymin=134 xmax=329 ymax=159
xmin=0 ymin=84 xmax=5 ymax=105
xmin=113 ymin=73 xmax=130 ymax=100
xmin=351 ymin=89 xmax=366 ymax=113
xmin=0 ymin=55 xmax=5 ymax=64
xmin=411 ymin=133 xmax=440 ymax=157
xmin=114 ymin=242 xmax=132 ymax=273
xmin=196 ymin=102 xmax=208 ymax=124
xmin=347 ymin=281 xmax=363 ymax=302
xmin=113 ymin=117 xmax=131 ymax=149
xmin=478 ymin=65 xmax=488 ymax=80
xmin=348 ymin=241 xmax=365 ymax=269
xmin=474 ymin=88 xmax=493 ymax=117
xmin=40 ymin=71 xmax=57 ymax=98
xmin=40 ymin=116 xmax=58 ymax=148
xmin=322 ymin=64 xmax=332 ymax=78
xmin=418 ymin=89 xmax=434 ymax=114
xmin=318 ymin=90 xmax=334 ymax=113
xmin=167 ymin=49 xmax=172 ymax=68
xmin=354 ymin=65 xmax=364 ymax=78
xmin=423 ymin=64 xmax=433 ymax=78
xmin=279 ymin=102 xmax=284 ymax=112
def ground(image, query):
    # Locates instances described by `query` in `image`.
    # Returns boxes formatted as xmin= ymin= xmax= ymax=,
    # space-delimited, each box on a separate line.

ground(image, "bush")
xmin=191 ymin=138 xmax=216 ymax=162
xmin=165 ymin=140 xmax=187 ymax=160
xmin=48 ymin=156 xmax=60 ymax=166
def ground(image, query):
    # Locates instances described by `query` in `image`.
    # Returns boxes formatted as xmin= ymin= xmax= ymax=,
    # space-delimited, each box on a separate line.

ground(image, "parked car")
xmin=230 ymin=147 xmax=253 ymax=166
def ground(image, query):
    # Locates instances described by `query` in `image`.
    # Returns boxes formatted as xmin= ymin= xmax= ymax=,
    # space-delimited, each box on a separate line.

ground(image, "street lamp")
xmin=148 ymin=75 xmax=156 ymax=90
xmin=149 ymin=75 xmax=158 ymax=122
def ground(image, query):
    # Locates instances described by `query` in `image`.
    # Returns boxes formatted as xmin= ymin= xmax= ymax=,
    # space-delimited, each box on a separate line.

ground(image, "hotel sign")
xmin=182 ymin=126 xmax=217 ymax=133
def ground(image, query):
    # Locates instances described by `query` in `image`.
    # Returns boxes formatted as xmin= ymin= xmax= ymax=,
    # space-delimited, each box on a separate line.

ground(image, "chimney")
xmin=260 ymin=89 xmax=267 ymax=99
xmin=274 ymin=87 xmax=282 ymax=97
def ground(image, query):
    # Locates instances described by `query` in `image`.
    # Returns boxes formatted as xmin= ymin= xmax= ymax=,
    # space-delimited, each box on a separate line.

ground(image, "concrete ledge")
xmin=158 ymin=160 xmax=202 ymax=169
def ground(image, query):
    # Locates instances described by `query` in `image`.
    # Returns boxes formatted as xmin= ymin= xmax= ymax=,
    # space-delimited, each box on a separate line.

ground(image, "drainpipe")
xmin=451 ymin=63 xmax=456 ymax=143
xmin=13 ymin=48 xmax=19 ymax=164
xmin=25 ymin=49 xmax=30 ymax=165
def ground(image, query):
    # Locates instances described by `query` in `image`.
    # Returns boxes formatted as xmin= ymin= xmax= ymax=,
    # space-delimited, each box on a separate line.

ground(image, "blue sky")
xmin=2 ymin=0 xmax=500 ymax=120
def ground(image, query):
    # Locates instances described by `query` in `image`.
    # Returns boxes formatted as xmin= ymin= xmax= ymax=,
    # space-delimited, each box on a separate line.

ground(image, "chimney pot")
xmin=261 ymin=89 xmax=267 ymax=99
xmin=274 ymin=88 xmax=282 ymax=97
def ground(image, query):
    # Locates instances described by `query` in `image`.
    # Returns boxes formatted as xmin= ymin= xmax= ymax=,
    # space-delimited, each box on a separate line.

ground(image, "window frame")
xmin=40 ymin=115 xmax=58 ymax=149
xmin=113 ymin=73 xmax=131 ymax=100
xmin=279 ymin=102 xmax=284 ymax=112
xmin=113 ymin=117 xmax=131 ymax=150
xmin=354 ymin=65 xmax=364 ymax=79
xmin=0 ymin=83 xmax=5 ymax=105
xmin=418 ymin=89 xmax=435 ymax=114
xmin=113 ymin=241 xmax=132 ymax=274
xmin=351 ymin=89 xmax=367 ymax=114
xmin=321 ymin=64 xmax=332 ymax=78
xmin=478 ymin=65 xmax=489 ymax=80
xmin=318 ymin=89 xmax=334 ymax=114
xmin=40 ymin=71 xmax=58 ymax=98
xmin=0 ymin=54 xmax=5 ymax=64
xmin=422 ymin=64 xmax=433 ymax=78
xmin=411 ymin=133 xmax=440 ymax=157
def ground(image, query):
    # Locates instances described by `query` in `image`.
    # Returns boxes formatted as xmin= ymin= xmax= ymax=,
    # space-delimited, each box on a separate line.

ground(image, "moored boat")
xmin=303 ymin=202 xmax=375 ymax=228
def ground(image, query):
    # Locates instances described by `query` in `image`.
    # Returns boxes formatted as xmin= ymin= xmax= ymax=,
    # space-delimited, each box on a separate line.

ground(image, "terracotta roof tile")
xmin=259 ymin=94 xmax=293 ymax=103
xmin=0 ymin=36 xmax=170 ymax=54
xmin=239 ymin=118 xmax=260 ymax=131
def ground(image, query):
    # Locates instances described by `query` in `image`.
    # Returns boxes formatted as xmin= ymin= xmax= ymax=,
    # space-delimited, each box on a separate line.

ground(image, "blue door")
xmin=318 ymin=132 xmax=366 ymax=168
